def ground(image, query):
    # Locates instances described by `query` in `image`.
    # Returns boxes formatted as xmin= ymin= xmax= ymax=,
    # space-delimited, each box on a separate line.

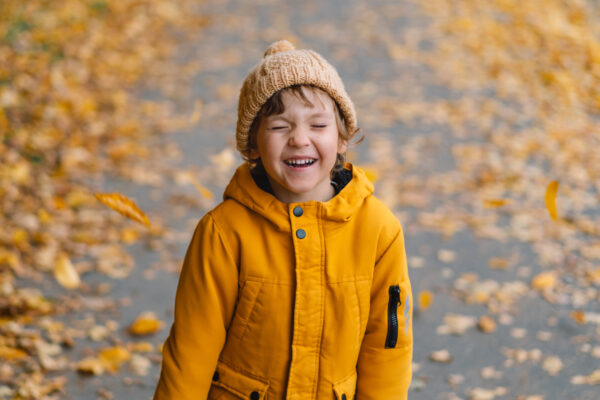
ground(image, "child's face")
xmin=250 ymin=89 xmax=347 ymax=203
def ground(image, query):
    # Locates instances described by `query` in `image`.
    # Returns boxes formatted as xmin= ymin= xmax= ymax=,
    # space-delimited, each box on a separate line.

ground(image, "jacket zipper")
xmin=385 ymin=285 xmax=401 ymax=348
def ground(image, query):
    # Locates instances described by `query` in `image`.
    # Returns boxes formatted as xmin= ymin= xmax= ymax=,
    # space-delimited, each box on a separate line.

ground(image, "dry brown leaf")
xmin=478 ymin=315 xmax=497 ymax=333
xmin=54 ymin=253 xmax=81 ymax=289
xmin=95 ymin=193 xmax=150 ymax=227
xmin=76 ymin=357 xmax=105 ymax=376
xmin=429 ymin=349 xmax=453 ymax=363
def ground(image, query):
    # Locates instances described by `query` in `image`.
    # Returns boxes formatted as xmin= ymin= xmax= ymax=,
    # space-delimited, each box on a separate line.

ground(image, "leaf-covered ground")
xmin=1 ymin=0 xmax=599 ymax=399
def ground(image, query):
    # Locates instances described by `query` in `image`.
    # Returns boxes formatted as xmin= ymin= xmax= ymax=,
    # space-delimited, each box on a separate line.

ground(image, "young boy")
xmin=154 ymin=40 xmax=413 ymax=400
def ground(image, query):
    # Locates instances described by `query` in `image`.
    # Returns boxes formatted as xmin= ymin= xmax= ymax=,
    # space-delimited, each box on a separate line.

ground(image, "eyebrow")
xmin=267 ymin=112 xmax=333 ymax=122
xmin=308 ymin=112 xmax=334 ymax=119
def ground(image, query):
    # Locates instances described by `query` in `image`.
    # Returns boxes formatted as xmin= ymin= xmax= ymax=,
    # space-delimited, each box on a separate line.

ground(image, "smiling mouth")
xmin=284 ymin=158 xmax=316 ymax=167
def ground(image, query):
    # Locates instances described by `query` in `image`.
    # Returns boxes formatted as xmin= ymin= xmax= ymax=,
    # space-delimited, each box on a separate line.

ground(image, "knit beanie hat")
xmin=236 ymin=40 xmax=357 ymax=159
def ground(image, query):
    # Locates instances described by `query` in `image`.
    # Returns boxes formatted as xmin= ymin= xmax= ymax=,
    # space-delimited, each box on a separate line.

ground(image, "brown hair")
xmin=246 ymin=85 xmax=361 ymax=172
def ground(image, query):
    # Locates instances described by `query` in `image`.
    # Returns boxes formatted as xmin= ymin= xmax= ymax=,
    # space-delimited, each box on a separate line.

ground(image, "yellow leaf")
xmin=95 ymin=193 xmax=150 ymax=227
xmin=0 ymin=248 xmax=19 ymax=269
xmin=531 ymin=271 xmax=557 ymax=290
xmin=483 ymin=198 xmax=510 ymax=208
xmin=37 ymin=209 xmax=52 ymax=224
xmin=99 ymin=346 xmax=131 ymax=372
xmin=176 ymin=172 xmax=213 ymax=199
xmin=120 ymin=227 xmax=139 ymax=244
xmin=11 ymin=228 xmax=28 ymax=244
xmin=418 ymin=291 xmax=434 ymax=310
xmin=190 ymin=178 xmax=213 ymax=200
xmin=545 ymin=181 xmax=559 ymax=221
xmin=67 ymin=190 xmax=95 ymax=208
xmin=0 ymin=346 xmax=28 ymax=361
xmin=54 ymin=253 xmax=81 ymax=289
xmin=570 ymin=310 xmax=585 ymax=325
xmin=129 ymin=341 xmax=155 ymax=353
xmin=129 ymin=312 xmax=163 ymax=336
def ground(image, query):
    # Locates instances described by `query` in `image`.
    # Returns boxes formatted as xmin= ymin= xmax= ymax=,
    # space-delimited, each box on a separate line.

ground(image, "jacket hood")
xmin=223 ymin=162 xmax=374 ymax=231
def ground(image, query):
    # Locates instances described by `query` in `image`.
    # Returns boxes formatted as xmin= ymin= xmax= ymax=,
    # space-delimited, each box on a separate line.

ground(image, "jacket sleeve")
xmin=154 ymin=213 xmax=238 ymax=400
xmin=356 ymin=227 xmax=413 ymax=400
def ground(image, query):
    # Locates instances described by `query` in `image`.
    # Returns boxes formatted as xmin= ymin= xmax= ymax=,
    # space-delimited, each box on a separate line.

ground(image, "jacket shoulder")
xmin=361 ymin=195 xmax=404 ymax=256
xmin=363 ymin=195 xmax=402 ymax=231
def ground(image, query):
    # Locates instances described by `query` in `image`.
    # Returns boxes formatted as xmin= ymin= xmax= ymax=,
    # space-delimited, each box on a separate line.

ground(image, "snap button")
xmin=296 ymin=229 xmax=306 ymax=239
xmin=293 ymin=206 xmax=303 ymax=217
xmin=341 ymin=394 xmax=347 ymax=400
xmin=212 ymin=371 xmax=219 ymax=381
xmin=250 ymin=391 xmax=260 ymax=400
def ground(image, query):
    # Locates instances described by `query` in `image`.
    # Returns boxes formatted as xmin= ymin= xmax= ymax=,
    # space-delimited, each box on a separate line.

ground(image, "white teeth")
xmin=285 ymin=159 xmax=315 ymax=166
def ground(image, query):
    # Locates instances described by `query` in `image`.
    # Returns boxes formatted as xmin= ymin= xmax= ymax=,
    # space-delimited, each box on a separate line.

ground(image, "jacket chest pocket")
xmin=208 ymin=361 xmax=269 ymax=400
xmin=228 ymin=280 xmax=263 ymax=341
xmin=332 ymin=371 xmax=357 ymax=400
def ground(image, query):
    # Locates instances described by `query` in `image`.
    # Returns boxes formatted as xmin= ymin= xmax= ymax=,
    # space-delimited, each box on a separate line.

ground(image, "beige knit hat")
xmin=236 ymin=40 xmax=357 ymax=159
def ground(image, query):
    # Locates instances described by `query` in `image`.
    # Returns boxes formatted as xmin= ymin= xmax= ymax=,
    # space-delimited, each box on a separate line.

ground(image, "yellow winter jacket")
xmin=154 ymin=163 xmax=413 ymax=400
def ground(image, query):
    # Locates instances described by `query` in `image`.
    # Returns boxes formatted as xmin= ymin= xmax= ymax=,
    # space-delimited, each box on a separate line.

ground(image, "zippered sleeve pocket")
xmin=385 ymin=285 xmax=401 ymax=348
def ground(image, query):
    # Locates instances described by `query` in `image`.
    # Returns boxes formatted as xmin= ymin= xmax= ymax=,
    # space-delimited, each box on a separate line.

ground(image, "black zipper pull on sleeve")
xmin=385 ymin=285 xmax=401 ymax=348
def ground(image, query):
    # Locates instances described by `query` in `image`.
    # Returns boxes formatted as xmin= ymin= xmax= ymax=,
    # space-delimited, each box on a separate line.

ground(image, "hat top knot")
xmin=264 ymin=40 xmax=296 ymax=57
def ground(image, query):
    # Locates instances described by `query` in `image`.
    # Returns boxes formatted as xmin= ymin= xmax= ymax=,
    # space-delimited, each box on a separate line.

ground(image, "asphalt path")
xmin=62 ymin=0 xmax=599 ymax=398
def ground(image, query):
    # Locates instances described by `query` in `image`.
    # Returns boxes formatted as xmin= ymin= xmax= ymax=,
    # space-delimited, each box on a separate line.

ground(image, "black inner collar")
xmin=250 ymin=161 xmax=352 ymax=198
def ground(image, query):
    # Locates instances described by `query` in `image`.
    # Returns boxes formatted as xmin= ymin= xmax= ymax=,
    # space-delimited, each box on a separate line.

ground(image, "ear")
xmin=337 ymin=138 xmax=347 ymax=154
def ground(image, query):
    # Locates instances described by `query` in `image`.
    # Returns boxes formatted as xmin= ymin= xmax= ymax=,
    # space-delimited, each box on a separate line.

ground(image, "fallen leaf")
xmin=543 ymin=356 xmax=563 ymax=375
xmin=129 ymin=354 xmax=152 ymax=376
xmin=99 ymin=346 xmax=131 ymax=372
xmin=531 ymin=271 xmax=557 ymax=290
xmin=570 ymin=310 xmax=586 ymax=324
xmin=545 ymin=180 xmax=559 ymax=221
xmin=128 ymin=312 xmax=164 ymax=336
xmin=418 ymin=291 xmax=434 ymax=310
xmin=95 ymin=193 xmax=150 ymax=227
xmin=570 ymin=369 xmax=600 ymax=385
xmin=0 ymin=346 xmax=28 ymax=362
xmin=437 ymin=313 xmax=476 ymax=335
xmin=478 ymin=315 xmax=497 ymax=333
xmin=483 ymin=198 xmax=510 ymax=208
xmin=438 ymin=249 xmax=456 ymax=263
xmin=76 ymin=357 xmax=105 ymax=375
xmin=429 ymin=349 xmax=453 ymax=363
xmin=54 ymin=253 xmax=81 ymax=289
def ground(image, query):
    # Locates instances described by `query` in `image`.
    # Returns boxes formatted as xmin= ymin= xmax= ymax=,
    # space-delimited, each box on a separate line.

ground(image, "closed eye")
xmin=312 ymin=124 xmax=327 ymax=129
xmin=270 ymin=126 xmax=288 ymax=130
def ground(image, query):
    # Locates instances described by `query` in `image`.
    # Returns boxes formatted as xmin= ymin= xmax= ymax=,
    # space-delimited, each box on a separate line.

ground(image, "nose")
xmin=288 ymin=126 xmax=310 ymax=147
